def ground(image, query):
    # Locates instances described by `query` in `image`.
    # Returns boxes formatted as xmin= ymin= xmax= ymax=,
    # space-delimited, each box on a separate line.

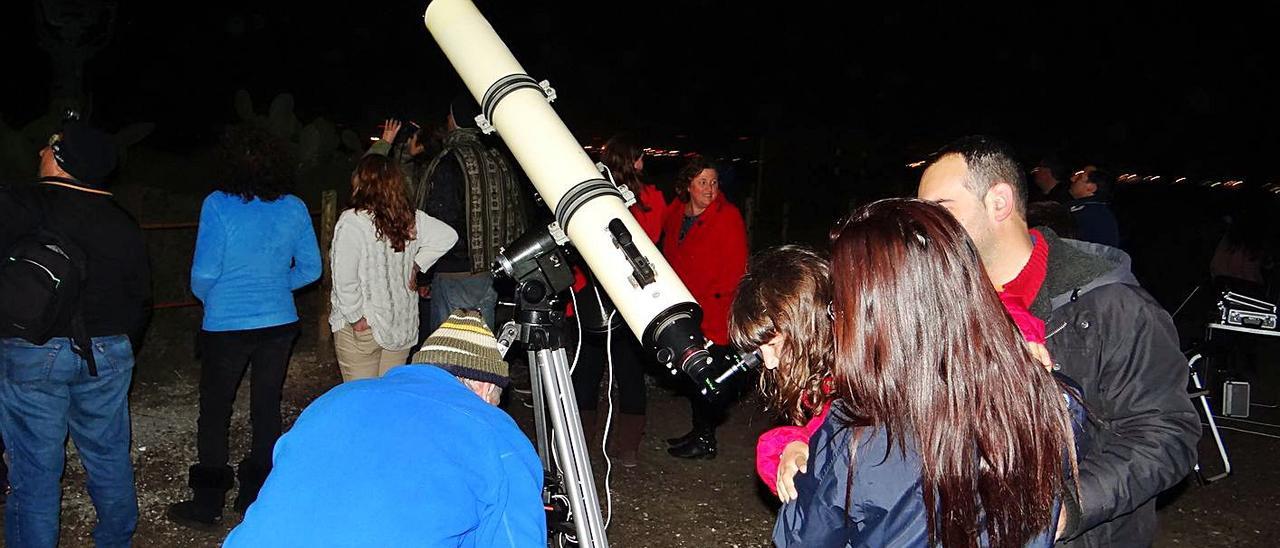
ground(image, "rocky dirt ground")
xmin=4 ymin=300 xmax=1278 ymax=547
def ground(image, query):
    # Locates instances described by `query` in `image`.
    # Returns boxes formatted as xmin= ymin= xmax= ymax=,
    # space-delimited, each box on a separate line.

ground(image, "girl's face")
xmin=759 ymin=334 xmax=786 ymax=370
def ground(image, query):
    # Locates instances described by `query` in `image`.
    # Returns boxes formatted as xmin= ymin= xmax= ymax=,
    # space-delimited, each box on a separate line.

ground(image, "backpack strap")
xmin=30 ymin=187 xmax=99 ymax=376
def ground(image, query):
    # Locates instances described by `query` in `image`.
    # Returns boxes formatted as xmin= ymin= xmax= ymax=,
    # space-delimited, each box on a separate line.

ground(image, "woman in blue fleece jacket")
xmin=169 ymin=126 xmax=322 ymax=529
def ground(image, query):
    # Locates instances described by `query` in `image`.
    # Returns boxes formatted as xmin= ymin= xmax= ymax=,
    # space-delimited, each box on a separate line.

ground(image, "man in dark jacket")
xmin=1030 ymin=156 xmax=1074 ymax=205
xmin=0 ymin=122 xmax=150 ymax=546
xmin=416 ymin=94 xmax=527 ymax=335
xmin=1067 ymin=168 xmax=1121 ymax=248
xmin=917 ymin=136 xmax=1199 ymax=546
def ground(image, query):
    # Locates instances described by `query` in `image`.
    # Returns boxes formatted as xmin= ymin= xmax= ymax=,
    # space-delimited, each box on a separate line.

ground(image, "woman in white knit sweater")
xmin=330 ymin=154 xmax=457 ymax=381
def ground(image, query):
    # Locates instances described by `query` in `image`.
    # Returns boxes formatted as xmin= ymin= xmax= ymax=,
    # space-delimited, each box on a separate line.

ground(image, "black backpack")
xmin=0 ymin=184 xmax=98 ymax=375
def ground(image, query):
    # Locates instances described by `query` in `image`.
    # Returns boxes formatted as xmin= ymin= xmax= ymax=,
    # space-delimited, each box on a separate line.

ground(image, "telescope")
xmin=423 ymin=1 xmax=748 ymax=545
xmin=423 ymin=0 xmax=719 ymax=393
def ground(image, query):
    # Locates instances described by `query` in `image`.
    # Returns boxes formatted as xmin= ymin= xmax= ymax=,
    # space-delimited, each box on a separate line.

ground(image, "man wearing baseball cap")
xmin=0 ymin=121 xmax=150 ymax=547
xmin=225 ymin=309 xmax=544 ymax=547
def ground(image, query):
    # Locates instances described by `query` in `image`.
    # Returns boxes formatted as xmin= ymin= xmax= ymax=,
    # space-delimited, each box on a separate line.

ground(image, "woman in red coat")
xmin=660 ymin=155 xmax=748 ymax=459
xmin=567 ymin=135 xmax=669 ymax=468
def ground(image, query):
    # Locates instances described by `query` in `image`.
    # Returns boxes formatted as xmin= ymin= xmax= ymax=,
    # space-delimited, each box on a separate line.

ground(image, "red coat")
xmin=566 ymin=186 xmax=668 ymax=319
xmin=660 ymin=195 xmax=748 ymax=345
xmin=630 ymin=183 xmax=668 ymax=243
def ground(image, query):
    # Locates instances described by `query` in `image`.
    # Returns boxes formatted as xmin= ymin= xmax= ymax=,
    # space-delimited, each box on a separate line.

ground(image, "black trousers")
xmin=689 ymin=392 xmax=724 ymax=435
xmin=571 ymin=330 xmax=647 ymax=415
xmin=196 ymin=323 xmax=298 ymax=470
xmin=685 ymin=344 xmax=738 ymax=439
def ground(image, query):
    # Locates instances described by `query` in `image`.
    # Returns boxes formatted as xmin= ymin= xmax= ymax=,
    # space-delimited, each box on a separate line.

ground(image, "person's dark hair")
xmin=1026 ymin=200 xmax=1077 ymax=238
xmin=828 ymin=198 xmax=1075 ymax=548
xmin=350 ymin=155 xmax=416 ymax=252
xmin=602 ymin=134 xmax=651 ymax=212
xmin=217 ymin=124 xmax=296 ymax=202
xmin=1222 ymin=193 xmax=1270 ymax=259
xmin=926 ymin=135 xmax=1028 ymax=216
xmin=450 ymin=92 xmax=481 ymax=129
xmin=729 ymin=245 xmax=833 ymax=425
xmin=1033 ymin=156 xmax=1067 ymax=186
xmin=1085 ymin=169 xmax=1114 ymax=200
xmin=674 ymin=155 xmax=717 ymax=202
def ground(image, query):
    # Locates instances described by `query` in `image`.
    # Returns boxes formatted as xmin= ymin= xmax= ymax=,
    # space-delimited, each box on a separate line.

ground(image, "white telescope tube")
xmin=425 ymin=0 xmax=716 ymax=386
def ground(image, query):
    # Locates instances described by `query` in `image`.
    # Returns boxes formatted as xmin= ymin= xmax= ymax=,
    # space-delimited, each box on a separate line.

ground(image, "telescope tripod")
xmin=497 ymin=291 xmax=608 ymax=547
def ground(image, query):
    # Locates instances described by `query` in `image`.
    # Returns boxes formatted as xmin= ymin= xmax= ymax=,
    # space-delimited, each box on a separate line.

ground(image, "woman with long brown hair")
xmin=567 ymin=134 xmax=668 ymax=467
xmin=329 ymin=154 xmax=457 ymax=381
xmin=601 ymin=134 xmax=666 ymax=241
xmin=774 ymin=199 xmax=1082 ymax=547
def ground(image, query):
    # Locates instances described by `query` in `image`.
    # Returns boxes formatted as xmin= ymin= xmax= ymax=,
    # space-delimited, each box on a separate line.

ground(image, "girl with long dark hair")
xmin=775 ymin=199 xmax=1082 ymax=547
xmin=329 ymin=154 xmax=457 ymax=381
xmin=728 ymin=245 xmax=834 ymax=501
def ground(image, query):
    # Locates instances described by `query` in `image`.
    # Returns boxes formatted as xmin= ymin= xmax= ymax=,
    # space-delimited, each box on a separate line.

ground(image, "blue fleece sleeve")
xmin=475 ymin=437 xmax=545 ymax=547
xmin=290 ymin=201 xmax=322 ymax=290
xmin=190 ymin=195 xmax=225 ymax=302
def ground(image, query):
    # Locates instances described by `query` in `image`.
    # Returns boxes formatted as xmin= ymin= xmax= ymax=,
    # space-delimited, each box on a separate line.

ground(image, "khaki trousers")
xmin=333 ymin=325 xmax=411 ymax=382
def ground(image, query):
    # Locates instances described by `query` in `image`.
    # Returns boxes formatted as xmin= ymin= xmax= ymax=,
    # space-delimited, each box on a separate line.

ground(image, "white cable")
xmin=1206 ymin=423 xmax=1280 ymax=440
xmin=598 ymin=299 xmax=617 ymax=529
xmin=1212 ymin=415 xmax=1280 ymax=429
xmin=568 ymin=288 xmax=582 ymax=374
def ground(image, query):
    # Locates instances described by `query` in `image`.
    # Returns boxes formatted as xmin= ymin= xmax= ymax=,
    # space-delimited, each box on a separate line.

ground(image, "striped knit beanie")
xmin=412 ymin=309 xmax=509 ymax=388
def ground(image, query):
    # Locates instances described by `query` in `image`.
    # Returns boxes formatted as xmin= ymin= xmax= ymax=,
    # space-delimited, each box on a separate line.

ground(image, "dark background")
xmin=4 ymin=1 xmax=1279 ymax=176
xmin=3 ymin=0 xmax=1279 ymax=308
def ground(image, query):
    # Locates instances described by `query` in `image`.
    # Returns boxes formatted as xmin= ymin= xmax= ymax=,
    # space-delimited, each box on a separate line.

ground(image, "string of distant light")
xmin=905 ymin=161 xmax=1276 ymax=194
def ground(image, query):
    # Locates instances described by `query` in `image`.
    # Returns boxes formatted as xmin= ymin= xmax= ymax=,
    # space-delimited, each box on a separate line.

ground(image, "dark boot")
xmin=664 ymin=428 xmax=699 ymax=447
xmin=579 ymin=408 xmax=599 ymax=449
xmin=167 ymin=464 xmax=234 ymax=530
xmin=234 ymin=459 xmax=271 ymax=514
xmin=609 ymin=413 xmax=646 ymax=468
xmin=667 ymin=432 xmax=716 ymax=460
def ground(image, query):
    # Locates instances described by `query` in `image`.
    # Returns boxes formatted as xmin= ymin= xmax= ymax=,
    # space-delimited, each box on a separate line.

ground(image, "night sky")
xmin=4 ymin=1 xmax=1280 ymax=181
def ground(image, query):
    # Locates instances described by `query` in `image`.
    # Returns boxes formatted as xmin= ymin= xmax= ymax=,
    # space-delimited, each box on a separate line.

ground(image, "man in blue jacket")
xmin=224 ymin=309 xmax=545 ymax=547
xmin=1066 ymin=168 xmax=1121 ymax=248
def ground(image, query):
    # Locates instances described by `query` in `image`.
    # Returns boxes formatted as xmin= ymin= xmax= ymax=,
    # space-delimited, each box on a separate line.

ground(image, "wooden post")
xmin=316 ymin=190 xmax=338 ymax=365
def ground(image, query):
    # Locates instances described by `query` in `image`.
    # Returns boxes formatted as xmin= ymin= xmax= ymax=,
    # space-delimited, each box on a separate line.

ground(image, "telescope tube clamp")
xmin=475 ymin=74 xmax=558 ymax=135
xmin=554 ymin=178 xmax=623 ymax=232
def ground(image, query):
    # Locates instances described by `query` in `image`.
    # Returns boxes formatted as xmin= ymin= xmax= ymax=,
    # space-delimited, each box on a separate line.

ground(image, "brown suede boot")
xmin=609 ymin=413 xmax=646 ymax=468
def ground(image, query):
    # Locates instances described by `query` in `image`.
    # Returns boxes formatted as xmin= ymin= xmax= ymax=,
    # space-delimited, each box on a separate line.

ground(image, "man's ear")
xmin=986 ymin=182 xmax=1016 ymax=223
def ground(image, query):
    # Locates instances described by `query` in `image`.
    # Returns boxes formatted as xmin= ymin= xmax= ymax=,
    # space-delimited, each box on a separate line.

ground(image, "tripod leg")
xmin=527 ymin=349 xmax=551 ymax=472
xmin=535 ymin=347 xmax=609 ymax=547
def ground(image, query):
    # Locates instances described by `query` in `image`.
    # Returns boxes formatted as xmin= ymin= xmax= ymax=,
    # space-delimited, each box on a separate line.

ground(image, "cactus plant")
xmin=232 ymin=90 xmax=353 ymax=171
xmin=267 ymin=93 xmax=300 ymax=140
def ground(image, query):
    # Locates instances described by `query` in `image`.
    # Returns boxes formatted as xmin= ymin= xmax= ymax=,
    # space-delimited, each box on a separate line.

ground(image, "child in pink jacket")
xmin=738 ymin=247 xmax=1051 ymax=500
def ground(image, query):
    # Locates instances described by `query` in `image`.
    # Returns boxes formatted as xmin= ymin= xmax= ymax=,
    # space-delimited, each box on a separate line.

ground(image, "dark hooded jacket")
xmin=773 ymin=389 xmax=1087 ymax=547
xmin=1032 ymin=229 xmax=1200 ymax=547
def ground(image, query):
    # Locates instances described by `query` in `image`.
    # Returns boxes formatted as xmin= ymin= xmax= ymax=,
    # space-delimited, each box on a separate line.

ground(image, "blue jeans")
xmin=427 ymin=273 xmax=498 ymax=337
xmin=0 ymin=336 xmax=138 ymax=548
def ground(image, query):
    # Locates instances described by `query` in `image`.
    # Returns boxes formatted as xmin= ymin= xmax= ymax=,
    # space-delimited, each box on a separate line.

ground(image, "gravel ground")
xmin=5 ymin=304 xmax=1278 ymax=547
